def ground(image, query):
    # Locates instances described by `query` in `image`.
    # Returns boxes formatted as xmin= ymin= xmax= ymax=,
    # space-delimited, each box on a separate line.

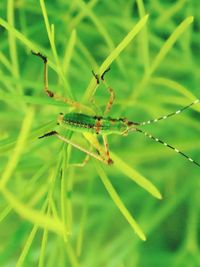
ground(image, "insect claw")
xmin=108 ymin=158 xmax=114 ymax=165
xmin=31 ymin=50 xmax=47 ymax=63
xmin=46 ymin=89 xmax=54 ymax=97
xmin=92 ymin=70 xmax=100 ymax=84
xmin=101 ymin=67 xmax=111 ymax=80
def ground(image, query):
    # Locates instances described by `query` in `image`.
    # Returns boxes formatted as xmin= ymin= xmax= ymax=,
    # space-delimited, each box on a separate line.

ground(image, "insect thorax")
xmin=58 ymin=113 xmax=129 ymax=135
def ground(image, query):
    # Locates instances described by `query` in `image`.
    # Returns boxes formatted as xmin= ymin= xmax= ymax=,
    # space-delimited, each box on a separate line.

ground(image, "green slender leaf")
xmin=111 ymin=152 xmax=162 ymax=200
xmin=95 ymin=161 xmax=146 ymax=241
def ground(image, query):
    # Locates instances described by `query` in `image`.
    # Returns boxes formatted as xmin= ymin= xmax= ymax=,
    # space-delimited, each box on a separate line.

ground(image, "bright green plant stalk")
xmin=129 ymin=16 xmax=194 ymax=101
xmin=136 ymin=0 xmax=150 ymax=74
xmin=16 ymin=200 xmax=49 ymax=267
xmin=62 ymin=29 xmax=77 ymax=76
xmin=1 ymin=186 xmax=65 ymax=236
xmin=95 ymin=161 xmax=146 ymax=241
xmin=150 ymin=77 xmax=200 ymax=106
xmin=7 ymin=0 xmax=23 ymax=96
xmin=76 ymin=176 xmax=94 ymax=256
xmin=0 ymin=4 xmax=199 ymax=266
xmin=111 ymin=153 xmax=162 ymax=199
xmin=0 ymin=107 xmax=35 ymax=189
xmin=38 ymin=206 xmax=50 ymax=267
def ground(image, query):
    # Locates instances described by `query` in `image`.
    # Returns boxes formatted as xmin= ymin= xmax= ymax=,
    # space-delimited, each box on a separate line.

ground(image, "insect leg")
xmin=31 ymin=51 xmax=81 ymax=109
xmin=135 ymin=128 xmax=200 ymax=168
xmin=39 ymin=131 xmax=110 ymax=165
xmin=103 ymin=85 xmax=115 ymax=115
xmin=89 ymin=96 xmax=103 ymax=115
xmin=102 ymin=135 xmax=113 ymax=165
xmin=138 ymin=99 xmax=199 ymax=125
xmin=70 ymin=146 xmax=93 ymax=167
xmin=101 ymin=68 xmax=115 ymax=115
xmin=92 ymin=70 xmax=100 ymax=84
xmin=70 ymin=154 xmax=90 ymax=168
xmin=92 ymin=68 xmax=115 ymax=115
xmin=83 ymin=133 xmax=113 ymax=165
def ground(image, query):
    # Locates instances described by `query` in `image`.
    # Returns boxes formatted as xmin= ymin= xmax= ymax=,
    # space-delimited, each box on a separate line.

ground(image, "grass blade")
xmin=95 ymin=161 xmax=146 ymax=241
xmin=111 ymin=152 xmax=162 ymax=200
xmin=150 ymin=16 xmax=194 ymax=75
xmin=1 ymin=187 xmax=65 ymax=236
xmin=0 ymin=107 xmax=35 ymax=189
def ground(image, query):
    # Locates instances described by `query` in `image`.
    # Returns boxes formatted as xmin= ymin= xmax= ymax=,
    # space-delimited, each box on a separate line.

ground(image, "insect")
xmin=32 ymin=51 xmax=200 ymax=168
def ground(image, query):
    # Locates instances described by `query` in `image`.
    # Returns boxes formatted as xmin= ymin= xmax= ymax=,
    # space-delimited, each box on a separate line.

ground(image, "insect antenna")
xmin=135 ymin=128 xmax=200 ymax=168
xmin=138 ymin=99 xmax=199 ymax=126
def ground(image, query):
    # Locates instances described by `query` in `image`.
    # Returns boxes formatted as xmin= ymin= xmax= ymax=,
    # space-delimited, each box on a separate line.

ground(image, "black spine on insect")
xmin=39 ymin=131 xmax=58 ymax=139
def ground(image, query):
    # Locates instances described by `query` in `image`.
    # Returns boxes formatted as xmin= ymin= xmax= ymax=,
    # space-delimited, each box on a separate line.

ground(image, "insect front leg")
xmin=89 ymin=95 xmax=103 ymax=115
xmin=92 ymin=68 xmax=115 ymax=115
xmin=101 ymin=68 xmax=115 ymax=115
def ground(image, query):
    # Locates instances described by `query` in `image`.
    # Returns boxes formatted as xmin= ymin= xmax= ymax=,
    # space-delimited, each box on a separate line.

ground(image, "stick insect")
xmin=32 ymin=51 xmax=200 ymax=168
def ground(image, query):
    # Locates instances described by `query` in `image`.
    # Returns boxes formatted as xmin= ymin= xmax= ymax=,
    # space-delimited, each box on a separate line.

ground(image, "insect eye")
xmin=59 ymin=112 xmax=63 ymax=115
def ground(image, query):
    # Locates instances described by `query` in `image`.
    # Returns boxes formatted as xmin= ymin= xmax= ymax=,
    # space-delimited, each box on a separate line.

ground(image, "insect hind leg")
xmin=31 ymin=51 xmax=53 ymax=98
xmin=39 ymin=130 xmax=112 ymax=165
xmin=31 ymin=51 xmax=81 ymax=109
xmin=70 ymin=154 xmax=90 ymax=168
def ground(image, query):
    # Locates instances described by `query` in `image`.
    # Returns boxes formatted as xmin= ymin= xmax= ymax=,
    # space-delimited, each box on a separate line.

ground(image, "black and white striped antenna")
xmin=129 ymin=99 xmax=200 ymax=167
xmin=138 ymin=99 xmax=199 ymax=126
xmin=135 ymin=128 xmax=200 ymax=168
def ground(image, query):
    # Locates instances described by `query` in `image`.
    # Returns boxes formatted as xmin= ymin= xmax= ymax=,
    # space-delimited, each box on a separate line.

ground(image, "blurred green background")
xmin=0 ymin=0 xmax=200 ymax=266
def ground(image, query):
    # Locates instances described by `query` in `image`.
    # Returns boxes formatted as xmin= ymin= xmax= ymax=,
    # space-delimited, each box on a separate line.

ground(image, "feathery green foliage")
xmin=0 ymin=0 xmax=200 ymax=266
